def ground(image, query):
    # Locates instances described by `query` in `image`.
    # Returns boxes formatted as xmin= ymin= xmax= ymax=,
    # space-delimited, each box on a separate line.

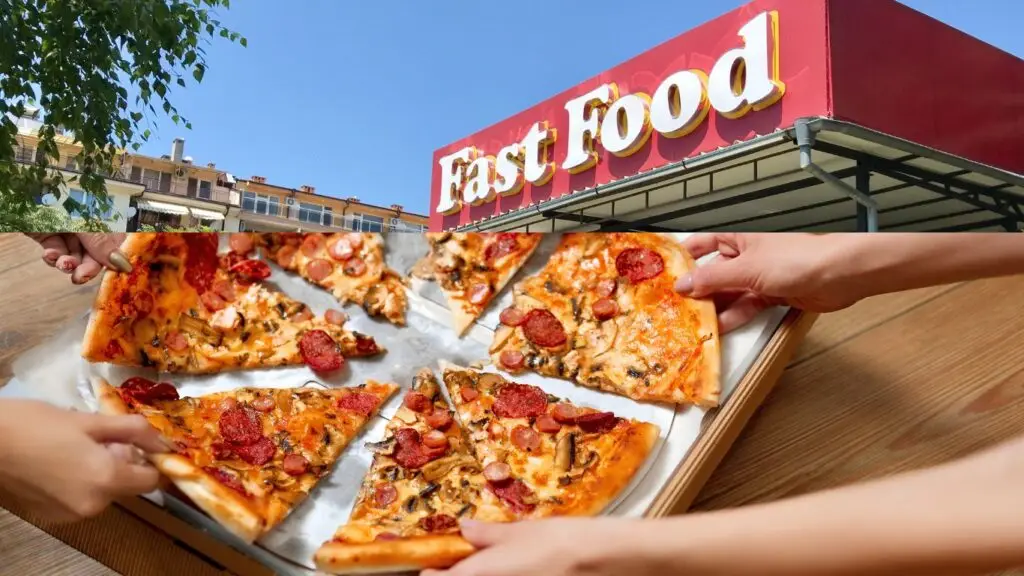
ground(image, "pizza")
xmin=440 ymin=365 xmax=659 ymax=519
xmin=413 ymin=232 xmax=543 ymax=335
xmin=82 ymin=233 xmax=383 ymax=374
xmin=254 ymin=232 xmax=409 ymax=326
xmin=488 ymin=232 xmax=721 ymax=406
xmin=315 ymin=368 xmax=512 ymax=573
xmin=91 ymin=375 xmax=398 ymax=543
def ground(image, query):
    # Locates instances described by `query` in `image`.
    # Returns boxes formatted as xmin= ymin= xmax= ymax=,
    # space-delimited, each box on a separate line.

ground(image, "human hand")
xmin=28 ymin=233 xmax=131 ymax=284
xmin=0 ymin=399 xmax=168 ymax=522
xmin=677 ymin=233 xmax=864 ymax=333
xmin=423 ymin=518 xmax=668 ymax=576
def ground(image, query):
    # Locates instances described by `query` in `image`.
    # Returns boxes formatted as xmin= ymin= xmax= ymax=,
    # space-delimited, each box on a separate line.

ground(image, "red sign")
xmin=430 ymin=0 xmax=831 ymax=231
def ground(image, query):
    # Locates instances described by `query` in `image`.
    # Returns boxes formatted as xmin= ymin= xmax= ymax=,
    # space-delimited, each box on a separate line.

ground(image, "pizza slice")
xmin=82 ymin=233 xmax=383 ymax=375
xmin=488 ymin=232 xmax=721 ymax=406
xmin=91 ymin=376 xmax=398 ymax=543
xmin=315 ymin=368 xmax=512 ymax=573
xmin=414 ymin=232 xmax=542 ymax=336
xmin=440 ymin=365 xmax=659 ymax=519
xmin=257 ymin=232 xmax=409 ymax=326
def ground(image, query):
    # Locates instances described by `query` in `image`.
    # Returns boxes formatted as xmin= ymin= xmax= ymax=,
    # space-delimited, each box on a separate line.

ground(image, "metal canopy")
xmin=461 ymin=118 xmax=1024 ymax=234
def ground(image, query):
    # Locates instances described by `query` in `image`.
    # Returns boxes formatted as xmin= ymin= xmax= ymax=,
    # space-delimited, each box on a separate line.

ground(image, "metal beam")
xmin=855 ymin=160 xmax=871 ymax=232
xmin=599 ymin=166 xmax=861 ymax=232
xmin=936 ymin=217 xmax=1018 ymax=233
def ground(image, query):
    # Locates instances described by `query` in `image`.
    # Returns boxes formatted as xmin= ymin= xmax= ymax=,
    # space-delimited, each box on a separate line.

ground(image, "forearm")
xmin=636 ymin=436 xmax=1024 ymax=576
xmin=825 ymin=233 xmax=1024 ymax=300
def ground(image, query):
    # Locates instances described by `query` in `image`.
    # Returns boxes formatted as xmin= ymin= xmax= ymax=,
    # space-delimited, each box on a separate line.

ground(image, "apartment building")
xmin=11 ymin=108 xmax=428 ymax=233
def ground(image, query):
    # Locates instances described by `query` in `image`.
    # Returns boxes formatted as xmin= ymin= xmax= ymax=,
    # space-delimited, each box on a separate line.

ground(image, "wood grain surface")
xmin=2 ymin=233 xmax=1023 ymax=575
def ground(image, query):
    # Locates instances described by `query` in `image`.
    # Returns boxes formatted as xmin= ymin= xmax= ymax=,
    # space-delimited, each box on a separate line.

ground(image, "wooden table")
xmin=2 ymin=234 xmax=1023 ymax=575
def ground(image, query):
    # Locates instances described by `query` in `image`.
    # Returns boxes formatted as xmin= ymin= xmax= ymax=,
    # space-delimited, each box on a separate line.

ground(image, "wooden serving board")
xmin=109 ymin=308 xmax=816 ymax=575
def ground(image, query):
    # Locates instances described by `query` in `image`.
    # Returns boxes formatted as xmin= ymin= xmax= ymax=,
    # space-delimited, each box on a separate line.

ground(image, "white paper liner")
xmin=4 ymin=232 xmax=787 ymax=575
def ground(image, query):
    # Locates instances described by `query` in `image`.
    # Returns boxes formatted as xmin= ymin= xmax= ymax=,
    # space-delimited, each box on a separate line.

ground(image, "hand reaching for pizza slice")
xmin=0 ymin=399 xmax=167 ymax=522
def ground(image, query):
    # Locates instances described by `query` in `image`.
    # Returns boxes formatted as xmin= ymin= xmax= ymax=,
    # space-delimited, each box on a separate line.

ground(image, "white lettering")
xmin=521 ymin=122 xmax=557 ymax=186
xmin=600 ymin=93 xmax=653 ymax=157
xmin=707 ymin=11 xmax=785 ymax=119
xmin=435 ymin=147 xmax=474 ymax=215
xmin=462 ymin=155 xmax=495 ymax=205
xmin=650 ymin=70 xmax=709 ymax=138
xmin=494 ymin=143 xmax=525 ymax=196
xmin=562 ymin=84 xmax=617 ymax=173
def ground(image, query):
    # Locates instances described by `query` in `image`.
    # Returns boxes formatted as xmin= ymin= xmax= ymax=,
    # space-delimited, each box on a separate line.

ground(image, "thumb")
xmin=459 ymin=519 xmax=519 ymax=548
xmin=676 ymin=257 xmax=753 ymax=298
xmin=78 ymin=233 xmax=131 ymax=273
xmin=81 ymin=414 xmax=169 ymax=454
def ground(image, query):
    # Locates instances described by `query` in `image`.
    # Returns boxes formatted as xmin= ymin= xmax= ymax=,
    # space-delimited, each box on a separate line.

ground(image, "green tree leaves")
xmin=0 ymin=0 xmax=245 ymax=231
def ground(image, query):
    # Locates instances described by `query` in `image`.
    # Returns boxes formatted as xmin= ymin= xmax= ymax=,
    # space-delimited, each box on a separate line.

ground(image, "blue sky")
xmin=135 ymin=0 xmax=1024 ymax=216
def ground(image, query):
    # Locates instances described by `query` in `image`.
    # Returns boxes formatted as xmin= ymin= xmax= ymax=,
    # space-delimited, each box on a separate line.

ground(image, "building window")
xmin=64 ymin=156 xmax=78 ymax=171
xmin=198 ymin=180 xmax=212 ymax=200
xmin=298 ymin=203 xmax=332 ymax=226
xmin=242 ymin=192 xmax=281 ymax=216
xmin=15 ymin=146 xmax=34 ymax=163
xmin=67 ymin=189 xmax=114 ymax=220
xmin=351 ymin=213 xmax=384 ymax=232
xmin=141 ymin=168 xmax=163 ymax=191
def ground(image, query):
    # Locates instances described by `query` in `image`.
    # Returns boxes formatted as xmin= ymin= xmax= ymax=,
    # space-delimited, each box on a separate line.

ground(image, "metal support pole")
xmin=855 ymin=161 xmax=871 ymax=232
xmin=795 ymin=118 xmax=879 ymax=232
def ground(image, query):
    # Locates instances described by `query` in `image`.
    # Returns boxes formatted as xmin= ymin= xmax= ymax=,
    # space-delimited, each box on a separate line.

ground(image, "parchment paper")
xmin=4 ymin=232 xmax=787 ymax=575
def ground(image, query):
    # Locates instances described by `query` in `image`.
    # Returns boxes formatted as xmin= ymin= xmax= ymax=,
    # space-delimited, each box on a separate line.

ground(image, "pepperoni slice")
xmin=419 ymin=514 xmax=458 ymax=533
xmin=276 ymin=245 xmax=297 ymax=269
xmin=535 ymin=414 xmax=561 ymax=433
xmin=119 ymin=377 xmax=180 ymax=405
xmin=219 ymin=397 xmax=238 ymax=412
xmin=292 ymin=307 xmax=315 ymax=322
xmin=165 ymin=331 xmax=188 ymax=352
xmin=422 ymin=430 xmax=449 ymax=449
xmin=219 ymin=406 xmax=263 ymax=445
xmin=499 ymin=307 xmax=525 ymax=327
xmin=229 ymin=233 xmax=255 ymax=255
xmin=425 ymin=411 xmax=453 ymax=430
xmin=521 ymin=309 xmax=567 ymax=348
xmin=499 ymin=350 xmax=525 ymax=370
xmin=230 ymin=259 xmax=272 ymax=283
xmin=592 ymin=297 xmax=619 ymax=321
xmin=336 ymin=392 xmax=380 ymax=416
xmin=212 ymin=279 xmax=236 ymax=302
xmin=483 ymin=462 xmax=511 ymax=483
xmin=306 ymin=258 xmax=334 ymax=282
xmin=595 ymin=278 xmax=618 ymax=298
xmin=251 ymin=395 xmax=275 ymax=413
xmin=183 ymin=233 xmax=219 ymax=293
xmin=234 ymin=436 xmax=276 ymax=465
xmin=460 ymin=387 xmax=480 ymax=402
xmin=374 ymin=484 xmax=398 ymax=508
xmin=325 ymin=309 xmax=347 ymax=326
xmin=403 ymin=392 xmax=432 ymax=413
xmin=492 ymin=383 xmax=548 ymax=419
xmin=576 ymin=411 xmax=620 ymax=433
xmin=283 ymin=453 xmax=310 ymax=476
xmin=615 ymin=248 xmax=665 ymax=283
xmin=329 ymin=238 xmax=355 ymax=261
xmin=511 ymin=426 xmax=541 ymax=452
xmin=552 ymin=403 xmax=579 ymax=424
xmin=204 ymin=467 xmax=246 ymax=496
xmin=484 ymin=233 xmax=520 ymax=262
xmin=346 ymin=233 xmax=364 ymax=249
xmin=301 ymin=234 xmax=326 ymax=258
xmin=468 ymin=283 xmax=491 ymax=305
xmin=299 ymin=330 xmax=346 ymax=373
xmin=133 ymin=292 xmax=154 ymax=317
xmin=343 ymin=258 xmax=367 ymax=277
xmin=489 ymin=478 xmax=536 ymax=514
xmin=201 ymin=291 xmax=227 ymax=312
xmin=392 ymin=428 xmax=432 ymax=469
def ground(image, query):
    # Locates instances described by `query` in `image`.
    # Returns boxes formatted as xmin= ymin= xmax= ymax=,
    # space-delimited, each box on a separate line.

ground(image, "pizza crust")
xmin=81 ymin=234 xmax=155 ymax=362
xmin=90 ymin=376 xmax=266 ymax=543
xmin=314 ymin=535 xmax=475 ymax=574
xmin=670 ymin=237 xmax=721 ymax=407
